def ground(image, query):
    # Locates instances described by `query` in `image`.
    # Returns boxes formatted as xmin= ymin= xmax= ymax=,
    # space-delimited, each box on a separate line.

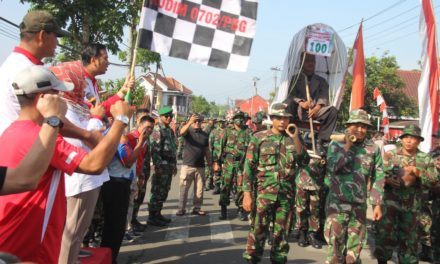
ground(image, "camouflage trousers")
xmin=374 ymin=203 xmax=418 ymax=264
xmin=324 ymin=204 xmax=367 ymax=264
xmin=148 ymin=164 xmax=175 ymax=213
xmin=219 ymin=158 xmax=239 ymax=207
xmin=432 ymin=198 xmax=440 ymax=262
xmin=243 ymin=195 xmax=294 ymax=263
xmin=132 ymin=173 xmax=150 ymax=221
xmin=418 ymin=202 xmax=432 ymax=247
xmin=295 ymin=188 xmax=320 ymax=232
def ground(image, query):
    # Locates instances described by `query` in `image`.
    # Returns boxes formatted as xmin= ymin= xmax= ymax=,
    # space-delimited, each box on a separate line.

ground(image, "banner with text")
xmin=137 ymin=0 xmax=258 ymax=72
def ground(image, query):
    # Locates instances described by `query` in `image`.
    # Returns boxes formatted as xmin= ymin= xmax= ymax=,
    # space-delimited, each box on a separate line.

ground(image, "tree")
xmin=337 ymin=52 xmax=418 ymax=128
xmin=191 ymin=95 xmax=211 ymax=115
xmin=21 ymin=0 xmax=161 ymax=71
xmin=22 ymin=0 xmax=128 ymax=61
xmin=117 ymin=0 xmax=161 ymax=74
xmin=101 ymin=78 xmax=145 ymax=108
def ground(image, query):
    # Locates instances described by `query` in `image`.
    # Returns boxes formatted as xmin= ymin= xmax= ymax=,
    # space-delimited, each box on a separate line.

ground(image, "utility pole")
xmin=270 ymin=66 xmax=281 ymax=95
xmin=251 ymin=77 xmax=260 ymax=116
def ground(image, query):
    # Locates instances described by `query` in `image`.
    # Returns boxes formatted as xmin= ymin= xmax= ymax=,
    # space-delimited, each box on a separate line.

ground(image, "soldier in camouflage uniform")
xmin=213 ymin=110 xmax=252 ymax=221
xmin=204 ymin=117 xmax=216 ymax=191
xmin=148 ymin=106 xmax=177 ymax=226
xmin=295 ymin=157 xmax=326 ymax=249
xmin=325 ymin=109 xmax=385 ymax=264
xmin=209 ymin=118 xmax=226 ymax=194
xmin=242 ymin=103 xmax=309 ymax=264
xmin=374 ymin=124 xmax=438 ymax=264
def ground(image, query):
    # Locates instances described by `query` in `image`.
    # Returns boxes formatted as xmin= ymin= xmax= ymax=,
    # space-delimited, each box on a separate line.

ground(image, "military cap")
xmin=399 ymin=124 xmax=424 ymax=141
xmin=233 ymin=110 xmax=245 ymax=119
xmin=158 ymin=106 xmax=173 ymax=116
xmin=20 ymin=10 xmax=70 ymax=37
xmin=269 ymin=103 xmax=292 ymax=117
xmin=243 ymin=112 xmax=251 ymax=120
xmin=433 ymin=128 xmax=440 ymax=138
xmin=346 ymin=109 xmax=372 ymax=126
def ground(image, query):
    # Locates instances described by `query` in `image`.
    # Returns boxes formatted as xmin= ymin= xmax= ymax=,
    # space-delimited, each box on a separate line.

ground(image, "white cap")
xmin=12 ymin=65 xmax=74 ymax=95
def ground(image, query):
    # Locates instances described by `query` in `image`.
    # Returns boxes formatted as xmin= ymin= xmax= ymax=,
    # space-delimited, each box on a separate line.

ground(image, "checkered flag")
xmin=137 ymin=0 xmax=258 ymax=72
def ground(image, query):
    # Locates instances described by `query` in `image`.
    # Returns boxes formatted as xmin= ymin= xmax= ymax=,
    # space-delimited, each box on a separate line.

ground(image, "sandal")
xmin=176 ymin=210 xmax=186 ymax=216
xmin=191 ymin=209 xmax=206 ymax=216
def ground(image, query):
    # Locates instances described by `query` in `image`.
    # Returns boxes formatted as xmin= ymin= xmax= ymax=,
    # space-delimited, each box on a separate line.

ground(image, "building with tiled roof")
xmin=140 ymin=73 xmax=192 ymax=116
xmin=385 ymin=69 xmax=439 ymax=139
xmin=235 ymin=95 xmax=269 ymax=116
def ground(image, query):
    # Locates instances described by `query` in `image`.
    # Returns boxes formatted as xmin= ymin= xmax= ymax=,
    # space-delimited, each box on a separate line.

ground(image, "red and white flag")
xmin=418 ymin=0 xmax=439 ymax=152
xmin=373 ymin=88 xmax=390 ymax=139
xmin=349 ymin=21 xmax=365 ymax=111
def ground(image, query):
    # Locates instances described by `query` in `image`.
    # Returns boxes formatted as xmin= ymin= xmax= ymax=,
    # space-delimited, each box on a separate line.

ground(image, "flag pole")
xmin=125 ymin=0 xmax=145 ymax=103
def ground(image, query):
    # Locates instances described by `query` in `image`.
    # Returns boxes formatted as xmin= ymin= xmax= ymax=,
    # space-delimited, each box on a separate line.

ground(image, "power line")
xmin=338 ymin=0 xmax=408 ymax=33
xmin=340 ymin=3 xmax=420 ymax=38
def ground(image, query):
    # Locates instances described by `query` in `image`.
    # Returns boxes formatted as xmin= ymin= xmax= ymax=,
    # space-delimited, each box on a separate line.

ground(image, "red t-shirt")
xmin=126 ymin=130 xmax=148 ymax=176
xmin=0 ymin=121 xmax=87 ymax=264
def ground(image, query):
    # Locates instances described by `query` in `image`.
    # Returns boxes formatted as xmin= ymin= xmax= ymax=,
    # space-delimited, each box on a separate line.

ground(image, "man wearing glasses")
xmin=148 ymin=106 xmax=177 ymax=226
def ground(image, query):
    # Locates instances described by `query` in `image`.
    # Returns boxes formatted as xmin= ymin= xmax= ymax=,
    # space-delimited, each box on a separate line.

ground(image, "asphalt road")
xmin=117 ymin=163 xmax=429 ymax=264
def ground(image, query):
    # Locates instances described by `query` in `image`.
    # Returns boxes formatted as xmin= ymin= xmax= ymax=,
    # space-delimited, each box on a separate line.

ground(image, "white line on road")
xmin=209 ymin=213 xmax=235 ymax=244
xmin=164 ymin=212 xmax=190 ymax=242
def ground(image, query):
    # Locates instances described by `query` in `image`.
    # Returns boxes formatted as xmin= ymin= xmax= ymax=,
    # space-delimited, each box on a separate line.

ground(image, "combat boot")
xmin=290 ymin=228 xmax=300 ymax=240
xmin=157 ymin=211 xmax=171 ymax=223
xmin=307 ymin=232 xmax=322 ymax=249
xmin=297 ymin=230 xmax=308 ymax=247
xmin=219 ymin=205 xmax=227 ymax=220
xmin=239 ymin=209 xmax=248 ymax=221
xmin=213 ymin=183 xmax=220 ymax=194
xmin=419 ymin=244 xmax=433 ymax=262
xmin=377 ymin=260 xmax=387 ymax=264
xmin=147 ymin=212 xmax=167 ymax=227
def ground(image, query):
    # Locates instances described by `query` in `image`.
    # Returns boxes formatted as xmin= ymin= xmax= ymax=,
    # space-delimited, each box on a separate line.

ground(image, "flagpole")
xmin=125 ymin=0 xmax=145 ymax=103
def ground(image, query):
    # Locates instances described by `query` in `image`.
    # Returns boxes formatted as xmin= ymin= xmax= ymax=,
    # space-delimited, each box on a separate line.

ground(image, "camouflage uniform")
xmin=203 ymin=121 xmax=215 ymax=190
xmin=374 ymin=125 xmax=438 ymax=264
xmin=242 ymin=103 xmax=309 ymax=263
xmin=431 ymin=149 xmax=440 ymax=263
xmin=148 ymin=118 xmax=177 ymax=223
xmin=209 ymin=122 xmax=226 ymax=192
xmin=213 ymin=111 xmax=251 ymax=216
xmin=295 ymin=158 xmax=325 ymax=234
xmin=324 ymin=109 xmax=385 ymax=264
xmin=176 ymin=123 xmax=184 ymax=160
xmin=132 ymin=139 xmax=152 ymax=224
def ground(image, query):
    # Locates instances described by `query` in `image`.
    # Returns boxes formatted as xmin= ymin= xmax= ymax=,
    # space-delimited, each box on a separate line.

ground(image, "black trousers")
xmin=100 ymin=177 xmax=131 ymax=263
xmin=286 ymin=101 xmax=338 ymax=141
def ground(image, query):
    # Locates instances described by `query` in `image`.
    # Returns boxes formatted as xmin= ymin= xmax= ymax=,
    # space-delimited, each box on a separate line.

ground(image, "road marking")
xmin=164 ymin=212 xmax=190 ymax=242
xmin=209 ymin=213 xmax=235 ymax=244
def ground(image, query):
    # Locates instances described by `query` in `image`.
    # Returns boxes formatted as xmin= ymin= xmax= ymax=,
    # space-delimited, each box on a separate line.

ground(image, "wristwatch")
xmin=44 ymin=116 xmax=64 ymax=129
xmin=115 ymin=115 xmax=129 ymax=126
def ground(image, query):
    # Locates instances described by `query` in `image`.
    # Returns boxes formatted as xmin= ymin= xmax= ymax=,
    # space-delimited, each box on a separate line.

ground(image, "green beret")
xmin=158 ymin=106 xmax=173 ymax=116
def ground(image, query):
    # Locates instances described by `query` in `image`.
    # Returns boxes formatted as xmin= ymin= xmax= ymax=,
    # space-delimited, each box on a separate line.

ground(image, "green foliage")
xmin=190 ymin=95 xmax=228 ymax=117
xmin=101 ymin=78 xmax=146 ymax=108
xmin=118 ymin=47 xmax=161 ymax=73
xmin=22 ymin=0 xmax=128 ymax=60
xmin=337 ymin=51 xmax=418 ymax=128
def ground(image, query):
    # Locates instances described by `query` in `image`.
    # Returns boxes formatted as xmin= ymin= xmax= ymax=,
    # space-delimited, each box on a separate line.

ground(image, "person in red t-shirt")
xmin=0 ymin=94 xmax=66 ymax=195
xmin=126 ymin=113 xmax=155 ymax=235
xmin=0 ymin=65 xmax=132 ymax=264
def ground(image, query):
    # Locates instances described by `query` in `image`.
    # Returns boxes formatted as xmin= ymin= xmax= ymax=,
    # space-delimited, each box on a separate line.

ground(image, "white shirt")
xmin=0 ymin=52 xmax=34 ymax=135
xmin=63 ymin=78 xmax=109 ymax=197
